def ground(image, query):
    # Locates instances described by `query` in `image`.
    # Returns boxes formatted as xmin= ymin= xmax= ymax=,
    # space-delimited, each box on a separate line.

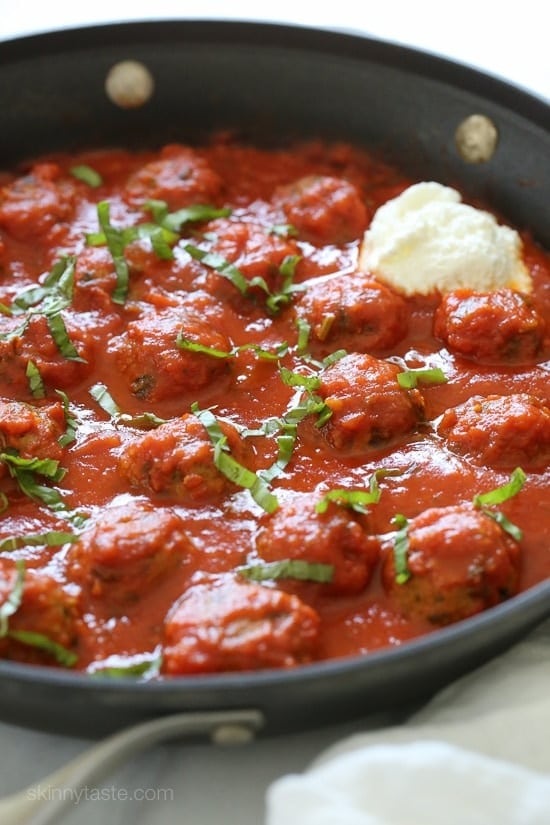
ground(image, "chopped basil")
xmin=89 ymin=383 xmax=167 ymax=429
xmin=70 ymin=164 xmax=103 ymax=187
xmin=0 ymin=303 xmax=13 ymax=317
xmin=89 ymin=382 xmax=121 ymax=418
xmin=0 ymin=493 xmax=8 ymax=513
xmin=321 ymin=349 xmax=347 ymax=368
xmin=96 ymin=200 xmax=131 ymax=305
xmin=0 ymin=559 xmax=25 ymax=636
xmin=56 ymin=390 xmax=79 ymax=446
xmin=316 ymin=488 xmax=379 ymax=515
xmin=473 ymin=467 xmax=527 ymax=507
xmin=176 ymin=333 xmax=233 ymax=359
xmin=238 ymin=559 xmax=334 ymax=583
xmin=397 ymin=367 xmax=448 ymax=389
xmin=7 ymin=629 xmax=78 ymax=667
xmin=26 ymin=361 xmax=45 ymax=398
xmin=191 ymin=404 xmax=279 ymax=514
xmin=117 ymin=412 xmax=168 ymax=430
xmin=185 ymin=244 xmax=250 ymax=294
xmin=296 ymin=317 xmax=311 ymax=354
xmin=0 ymin=531 xmax=78 ymax=554
xmin=392 ymin=513 xmax=411 ymax=585
xmin=269 ymin=223 xmax=298 ymax=238
xmin=46 ymin=313 xmax=85 ymax=362
xmin=0 ymin=451 xmax=67 ymax=510
xmin=279 ymin=366 xmax=321 ymax=391
xmin=185 ymin=243 xmax=303 ymax=315
xmin=145 ymin=200 xmax=231 ymax=232
xmin=89 ymin=652 xmax=162 ymax=679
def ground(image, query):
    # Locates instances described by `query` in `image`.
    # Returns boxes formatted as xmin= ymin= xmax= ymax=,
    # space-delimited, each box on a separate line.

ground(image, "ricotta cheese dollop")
xmin=358 ymin=181 xmax=531 ymax=295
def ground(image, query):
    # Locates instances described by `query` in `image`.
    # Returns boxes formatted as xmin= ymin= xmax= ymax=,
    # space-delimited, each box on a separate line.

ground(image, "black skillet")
xmin=0 ymin=20 xmax=549 ymax=738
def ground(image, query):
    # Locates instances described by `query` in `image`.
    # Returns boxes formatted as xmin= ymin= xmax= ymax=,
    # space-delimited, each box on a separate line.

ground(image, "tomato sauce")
xmin=0 ymin=135 xmax=549 ymax=676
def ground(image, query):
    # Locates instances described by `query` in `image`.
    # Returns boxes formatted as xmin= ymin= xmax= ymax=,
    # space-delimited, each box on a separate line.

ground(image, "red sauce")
xmin=0 ymin=135 xmax=549 ymax=676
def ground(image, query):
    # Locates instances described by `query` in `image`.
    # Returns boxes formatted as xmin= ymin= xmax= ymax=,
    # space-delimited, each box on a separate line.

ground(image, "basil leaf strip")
xmin=89 ymin=383 xmax=167 ymax=429
xmin=70 ymin=165 xmax=103 ymax=187
xmin=96 ymin=201 xmax=131 ymax=305
xmin=0 ymin=559 xmax=25 ymax=636
xmin=0 ymin=531 xmax=78 ymax=554
xmin=397 ymin=367 xmax=448 ymax=389
xmin=192 ymin=404 xmax=278 ymax=513
xmin=47 ymin=314 xmax=85 ymax=362
xmin=238 ymin=559 xmax=334 ymax=583
xmin=473 ymin=467 xmax=527 ymax=507
xmin=392 ymin=513 xmax=411 ymax=584
xmin=26 ymin=361 xmax=45 ymax=399
xmin=89 ymin=652 xmax=162 ymax=679
xmin=279 ymin=366 xmax=321 ymax=391
xmin=7 ymin=629 xmax=78 ymax=667
xmin=145 ymin=200 xmax=231 ymax=232
xmin=56 ymin=390 xmax=79 ymax=446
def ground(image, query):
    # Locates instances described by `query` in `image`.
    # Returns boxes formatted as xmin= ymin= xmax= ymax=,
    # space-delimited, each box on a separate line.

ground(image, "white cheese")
xmin=358 ymin=181 xmax=531 ymax=295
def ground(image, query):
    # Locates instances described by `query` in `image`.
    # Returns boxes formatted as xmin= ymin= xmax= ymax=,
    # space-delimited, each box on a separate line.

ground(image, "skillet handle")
xmin=0 ymin=708 xmax=264 ymax=825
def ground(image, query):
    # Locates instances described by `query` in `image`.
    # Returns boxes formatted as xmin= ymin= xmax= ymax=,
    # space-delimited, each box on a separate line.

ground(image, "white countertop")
xmin=0 ymin=3 xmax=548 ymax=824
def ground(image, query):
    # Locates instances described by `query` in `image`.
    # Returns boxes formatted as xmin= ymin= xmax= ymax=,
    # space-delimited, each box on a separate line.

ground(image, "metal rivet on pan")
xmin=455 ymin=114 xmax=499 ymax=163
xmin=105 ymin=60 xmax=155 ymax=109
xmin=210 ymin=723 xmax=257 ymax=746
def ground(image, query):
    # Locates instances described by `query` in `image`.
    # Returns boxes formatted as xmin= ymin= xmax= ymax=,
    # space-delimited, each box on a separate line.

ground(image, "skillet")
xmin=0 ymin=19 xmax=549 ymax=738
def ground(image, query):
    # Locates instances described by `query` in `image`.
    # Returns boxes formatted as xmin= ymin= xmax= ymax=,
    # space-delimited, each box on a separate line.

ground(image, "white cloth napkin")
xmin=266 ymin=618 xmax=550 ymax=824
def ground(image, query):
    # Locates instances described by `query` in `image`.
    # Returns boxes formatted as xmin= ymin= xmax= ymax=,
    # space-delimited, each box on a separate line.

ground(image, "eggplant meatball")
xmin=161 ymin=577 xmax=320 ymax=674
xmin=438 ymin=394 xmax=550 ymax=470
xmin=274 ymin=175 xmax=368 ymax=245
xmin=192 ymin=218 xmax=301 ymax=310
xmin=0 ymin=398 xmax=65 ymax=464
xmin=109 ymin=308 xmax=230 ymax=402
xmin=295 ymin=271 xmax=408 ymax=355
xmin=382 ymin=504 xmax=521 ymax=624
xmin=0 ymin=558 xmax=79 ymax=664
xmin=123 ymin=144 xmax=223 ymax=209
xmin=0 ymin=313 xmax=92 ymax=393
xmin=119 ymin=413 xmax=253 ymax=503
xmin=434 ymin=289 xmax=546 ymax=364
xmin=66 ymin=499 xmax=193 ymax=604
xmin=0 ymin=162 xmax=78 ymax=241
xmin=314 ymin=353 xmax=424 ymax=452
xmin=255 ymin=495 xmax=379 ymax=595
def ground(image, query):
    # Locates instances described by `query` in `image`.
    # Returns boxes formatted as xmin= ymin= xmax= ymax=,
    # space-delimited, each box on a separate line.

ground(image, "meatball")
xmin=295 ymin=271 xmax=408 ymax=355
xmin=438 ymin=393 xmax=550 ymax=470
xmin=382 ymin=504 xmax=521 ymax=624
xmin=109 ymin=307 xmax=230 ymax=402
xmin=66 ymin=499 xmax=192 ymax=604
xmin=192 ymin=218 xmax=301 ymax=310
xmin=0 ymin=558 xmax=80 ymax=664
xmin=119 ymin=413 xmax=252 ymax=502
xmin=255 ymin=495 xmax=379 ymax=595
xmin=274 ymin=175 xmax=368 ymax=245
xmin=0 ymin=398 xmax=65 ymax=463
xmin=434 ymin=289 xmax=546 ymax=364
xmin=0 ymin=162 xmax=78 ymax=241
xmin=0 ymin=313 xmax=92 ymax=392
xmin=314 ymin=353 xmax=424 ymax=452
xmin=123 ymin=144 xmax=222 ymax=209
xmin=161 ymin=577 xmax=320 ymax=674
